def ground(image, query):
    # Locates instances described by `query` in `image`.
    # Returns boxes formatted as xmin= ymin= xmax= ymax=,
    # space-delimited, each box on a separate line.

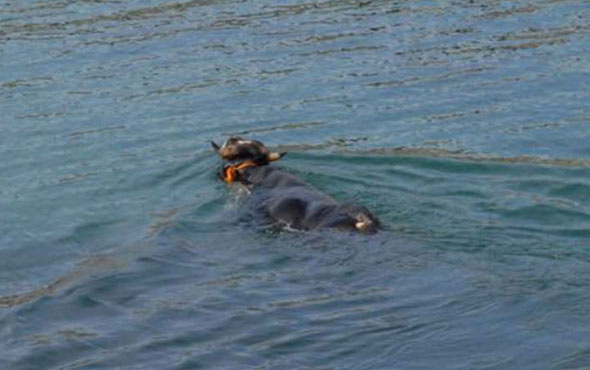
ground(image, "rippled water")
xmin=1 ymin=0 xmax=589 ymax=368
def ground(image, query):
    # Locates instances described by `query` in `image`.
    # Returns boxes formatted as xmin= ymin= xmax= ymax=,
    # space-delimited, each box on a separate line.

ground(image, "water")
xmin=1 ymin=0 xmax=589 ymax=368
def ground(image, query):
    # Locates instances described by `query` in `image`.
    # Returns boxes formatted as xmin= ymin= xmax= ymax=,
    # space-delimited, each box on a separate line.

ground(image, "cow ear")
xmin=211 ymin=141 xmax=221 ymax=153
xmin=267 ymin=152 xmax=287 ymax=161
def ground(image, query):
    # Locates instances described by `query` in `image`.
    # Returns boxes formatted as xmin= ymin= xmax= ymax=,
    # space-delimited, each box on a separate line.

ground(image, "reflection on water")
xmin=1 ymin=0 xmax=590 ymax=368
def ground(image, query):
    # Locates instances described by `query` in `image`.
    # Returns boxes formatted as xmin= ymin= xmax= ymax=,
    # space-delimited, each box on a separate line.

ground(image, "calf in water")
xmin=212 ymin=137 xmax=379 ymax=233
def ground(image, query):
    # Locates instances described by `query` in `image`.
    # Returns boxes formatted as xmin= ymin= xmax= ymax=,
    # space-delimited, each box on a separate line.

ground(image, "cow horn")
xmin=267 ymin=152 xmax=287 ymax=161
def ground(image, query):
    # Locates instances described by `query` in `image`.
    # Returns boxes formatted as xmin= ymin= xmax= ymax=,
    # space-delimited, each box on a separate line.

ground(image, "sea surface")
xmin=1 ymin=0 xmax=590 ymax=369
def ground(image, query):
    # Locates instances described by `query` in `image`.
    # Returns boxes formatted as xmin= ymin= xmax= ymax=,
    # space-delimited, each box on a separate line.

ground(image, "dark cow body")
xmin=212 ymin=137 xmax=379 ymax=233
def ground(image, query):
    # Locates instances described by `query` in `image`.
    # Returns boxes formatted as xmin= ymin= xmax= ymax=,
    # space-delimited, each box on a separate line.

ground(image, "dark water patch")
xmin=367 ymin=66 xmax=493 ymax=88
xmin=478 ymin=4 xmax=541 ymax=19
xmin=501 ymin=203 xmax=588 ymax=226
xmin=67 ymin=124 xmax=127 ymax=138
xmin=226 ymin=120 xmax=327 ymax=136
xmin=1 ymin=76 xmax=55 ymax=89
xmin=497 ymin=24 xmax=590 ymax=41
xmin=548 ymin=182 xmax=590 ymax=204
xmin=363 ymin=147 xmax=590 ymax=168
xmin=0 ymin=256 xmax=122 ymax=308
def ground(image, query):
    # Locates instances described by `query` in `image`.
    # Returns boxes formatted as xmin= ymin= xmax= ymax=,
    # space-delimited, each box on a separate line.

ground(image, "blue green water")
xmin=1 ymin=0 xmax=589 ymax=368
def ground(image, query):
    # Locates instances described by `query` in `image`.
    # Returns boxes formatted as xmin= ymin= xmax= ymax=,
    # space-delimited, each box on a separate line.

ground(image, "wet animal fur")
xmin=212 ymin=137 xmax=379 ymax=233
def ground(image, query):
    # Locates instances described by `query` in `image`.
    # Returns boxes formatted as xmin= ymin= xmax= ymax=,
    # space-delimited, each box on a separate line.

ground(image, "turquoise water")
xmin=1 ymin=0 xmax=590 ymax=368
